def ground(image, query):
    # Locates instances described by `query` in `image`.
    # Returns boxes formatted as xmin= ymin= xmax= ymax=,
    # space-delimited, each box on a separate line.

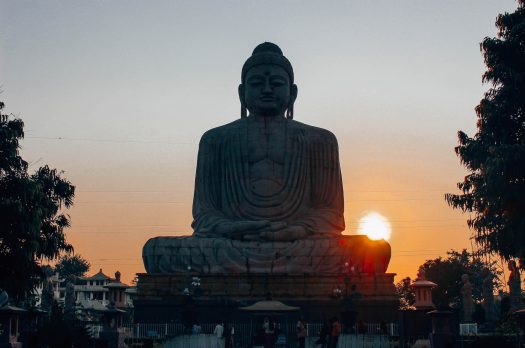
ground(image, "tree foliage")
xmin=397 ymin=250 xmax=499 ymax=309
xmin=27 ymin=301 xmax=91 ymax=348
xmin=0 ymin=101 xmax=75 ymax=301
xmin=54 ymin=254 xmax=90 ymax=282
xmin=395 ymin=276 xmax=416 ymax=310
xmin=446 ymin=2 xmax=525 ymax=260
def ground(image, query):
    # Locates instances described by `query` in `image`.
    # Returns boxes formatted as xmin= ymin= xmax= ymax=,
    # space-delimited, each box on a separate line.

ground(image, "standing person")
xmin=296 ymin=317 xmax=307 ymax=348
xmin=329 ymin=317 xmax=341 ymax=348
xmin=357 ymin=320 xmax=366 ymax=335
xmin=224 ymin=323 xmax=233 ymax=348
xmin=316 ymin=320 xmax=330 ymax=348
xmin=214 ymin=322 xmax=224 ymax=348
xmin=230 ymin=324 xmax=235 ymax=348
xmin=263 ymin=317 xmax=274 ymax=348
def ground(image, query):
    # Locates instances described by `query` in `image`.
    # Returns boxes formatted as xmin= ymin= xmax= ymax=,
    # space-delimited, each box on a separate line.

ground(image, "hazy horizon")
xmin=1 ymin=0 xmax=519 ymax=283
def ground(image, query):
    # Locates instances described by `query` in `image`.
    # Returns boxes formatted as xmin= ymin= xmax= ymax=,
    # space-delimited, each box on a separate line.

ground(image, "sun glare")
xmin=357 ymin=212 xmax=392 ymax=241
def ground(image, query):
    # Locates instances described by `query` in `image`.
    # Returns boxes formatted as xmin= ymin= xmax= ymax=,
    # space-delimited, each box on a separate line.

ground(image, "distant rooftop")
xmin=82 ymin=268 xmax=112 ymax=281
xmin=104 ymin=270 xmax=130 ymax=288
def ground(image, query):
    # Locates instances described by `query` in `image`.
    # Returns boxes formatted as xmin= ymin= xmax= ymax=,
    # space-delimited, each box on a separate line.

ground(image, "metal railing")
xmin=89 ymin=322 xmax=399 ymax=347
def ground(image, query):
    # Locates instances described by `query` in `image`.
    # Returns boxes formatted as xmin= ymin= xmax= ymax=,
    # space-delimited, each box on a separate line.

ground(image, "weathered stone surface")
xmin=135 ymin=271 xmax=399 ymax=323
xmin=137 ymin=272 xmax=397 ymax=299
xmin=143 ymin=235 xmax=390 ymax=274
xmin=141 ymin=42 xmax=392 ymax=279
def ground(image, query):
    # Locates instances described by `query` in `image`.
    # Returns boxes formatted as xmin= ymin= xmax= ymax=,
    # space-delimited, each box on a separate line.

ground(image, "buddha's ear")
xmin=238 ymin=84 xmax=247 ymax=118
xmin=290 ymin=84 xmax=298 ymax=104
xmin=287 ymin=84 xmax=298 ymax=119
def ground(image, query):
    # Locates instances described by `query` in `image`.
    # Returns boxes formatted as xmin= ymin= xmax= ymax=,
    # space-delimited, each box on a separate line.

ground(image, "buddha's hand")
xmin=214 ymin=220 xmax=271 ymax=239
xmin=242 ymin=222 xmax=287 ymax=241
xmin=257 ymin=224 xmax=308 ymax=242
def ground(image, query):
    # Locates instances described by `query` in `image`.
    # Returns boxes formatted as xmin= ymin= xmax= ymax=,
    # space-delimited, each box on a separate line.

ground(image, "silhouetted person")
xmin=296 ymin=317 xmax=306 ymax=348
xmin=329 ymin=317 xmax=341 ymax=348
xmin=357 ymin=320 xmax=367 ymax=334
xmin=380 ymin=321 xmax=387 ymax=335
xmin=224 ymin=323 xmax=233 ymax=348
xmin=316 ymin=319 xmax=330 ymax=347
xmin=263 ymin=317 xmax=275 ymax=348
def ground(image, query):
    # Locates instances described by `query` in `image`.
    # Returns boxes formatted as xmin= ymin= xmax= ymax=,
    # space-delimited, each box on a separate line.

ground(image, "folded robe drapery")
xmin=191 ymin=117 xmax=345 ymax=238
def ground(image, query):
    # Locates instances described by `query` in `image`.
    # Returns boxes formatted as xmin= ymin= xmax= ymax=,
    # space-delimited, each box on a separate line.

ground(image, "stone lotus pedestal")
xmin=135 ymin=235 xmax=398 ymax=324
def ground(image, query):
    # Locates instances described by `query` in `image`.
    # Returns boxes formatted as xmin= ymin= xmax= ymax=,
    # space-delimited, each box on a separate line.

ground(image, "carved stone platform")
xmin=134 ymin=272 xmax=398 ymax=323
xmin=143 ymin=235 xmax=391 ymax=274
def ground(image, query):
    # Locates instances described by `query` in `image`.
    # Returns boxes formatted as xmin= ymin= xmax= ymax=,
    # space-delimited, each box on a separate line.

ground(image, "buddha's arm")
xmin=292 ymin=130 xmax=345 ymax=235
xmin=252 ymin=130 xmax=345 ymax=241
xmin=191 ymin=131 xmax=272 ymax=239
xmin=191 ymin=131 xmax=230 ymax=236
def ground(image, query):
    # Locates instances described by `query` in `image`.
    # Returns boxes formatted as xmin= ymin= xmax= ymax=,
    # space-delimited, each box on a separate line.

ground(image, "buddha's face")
xmin=241 ymin=64 xmax=296 ymax=117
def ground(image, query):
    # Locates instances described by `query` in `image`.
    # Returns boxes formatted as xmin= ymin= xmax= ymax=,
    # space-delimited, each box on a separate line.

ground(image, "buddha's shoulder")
xmin=199 ymin=119 xmax=245 ymax=143
xmin=288 ymin=120 xmax=338 ymax=144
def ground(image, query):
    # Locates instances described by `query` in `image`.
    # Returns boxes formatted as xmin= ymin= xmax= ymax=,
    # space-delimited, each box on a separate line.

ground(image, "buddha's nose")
xmin=262 ymin=80 xmax=272 ymax=93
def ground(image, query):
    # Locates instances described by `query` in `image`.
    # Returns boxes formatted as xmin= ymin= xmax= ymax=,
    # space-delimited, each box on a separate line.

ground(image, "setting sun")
xmin=358 ymin=212 xmax=392 ymax=241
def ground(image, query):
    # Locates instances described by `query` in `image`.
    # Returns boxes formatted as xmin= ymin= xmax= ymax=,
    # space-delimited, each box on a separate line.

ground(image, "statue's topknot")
xmin=252 ymin=42 xmax=283 ymax=56
xmin=241 ymin=42 xmax=294 ymax=83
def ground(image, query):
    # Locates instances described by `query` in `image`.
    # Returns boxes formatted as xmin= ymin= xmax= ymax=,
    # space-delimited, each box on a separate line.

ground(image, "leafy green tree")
xmin=0 ymin=101 xmax=75 ymax=302
xmin=446 ymin=2 xmax=525 ymax=260
xmin=55 ymin=254 xmax=90 ymax=282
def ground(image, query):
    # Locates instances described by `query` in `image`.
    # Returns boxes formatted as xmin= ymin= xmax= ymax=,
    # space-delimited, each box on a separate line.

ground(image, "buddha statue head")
xmin=239 ymin=42 xmax=298 ymax=119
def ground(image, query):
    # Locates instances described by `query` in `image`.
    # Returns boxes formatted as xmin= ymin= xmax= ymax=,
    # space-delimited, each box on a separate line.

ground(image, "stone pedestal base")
xmin=135 ymin=272 xmax=398 ymax=323
xmin=143 ymin=235 xmax=391 ymax=274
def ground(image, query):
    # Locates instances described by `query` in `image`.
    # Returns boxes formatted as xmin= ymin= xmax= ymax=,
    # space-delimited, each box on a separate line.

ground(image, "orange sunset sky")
xmin=1 ymin=1 xmax=519 ymax=284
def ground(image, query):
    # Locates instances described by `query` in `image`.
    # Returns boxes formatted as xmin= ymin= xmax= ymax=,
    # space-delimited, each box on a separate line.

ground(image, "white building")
xmin=74 ymin=269 xmax=135 ymax=310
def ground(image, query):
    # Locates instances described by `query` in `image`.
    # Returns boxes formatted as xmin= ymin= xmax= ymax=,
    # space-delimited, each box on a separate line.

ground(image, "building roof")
xmin=105 ymin=281 xmax=130 ymax=289
xmin=239 ymin=300 xmax=300 ymax=312
xmin=103 ymin=270 xmax=129 ymax=289
xmin=411 ymin=279 xmax=437 ymax=288
xmin=83 ymin=268 xmax=112 ymax=281
xmin=0 ymin=305 xmax=27 ymax=313
xmin=91 ymin=306 xmax=127 ymax=314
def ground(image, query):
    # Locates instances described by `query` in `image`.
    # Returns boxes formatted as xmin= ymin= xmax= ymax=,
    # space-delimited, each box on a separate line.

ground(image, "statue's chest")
xmin=246 ymin=123 xmax=287 ymax=196
xmin=246 ymin=124 xmax=286 ymax=164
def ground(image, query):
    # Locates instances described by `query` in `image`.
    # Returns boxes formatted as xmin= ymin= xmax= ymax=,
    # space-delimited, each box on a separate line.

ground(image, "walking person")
xmin=296 ymin=317 xmax=307 ymax=348
xmin=214 ymin=322 xmax=224 ymax=348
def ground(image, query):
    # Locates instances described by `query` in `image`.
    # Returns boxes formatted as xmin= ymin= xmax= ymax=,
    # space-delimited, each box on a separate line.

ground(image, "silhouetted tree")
xmin=446 ymin=2 xmax=525 ymax=261
xmin=55 ymin=254 xmax=90 ymax=282
xmin=0 ymin=101 xmax=75 ymax=302
xmin=395 ymin=277 xmax=415 ymax=310
xmin=419 ymin=250 xmax=498 ymax=308
xmin=40 ymin=280 xmax=55 ymax=313
xmin=29 ymin=301 xmax=91 ymax=348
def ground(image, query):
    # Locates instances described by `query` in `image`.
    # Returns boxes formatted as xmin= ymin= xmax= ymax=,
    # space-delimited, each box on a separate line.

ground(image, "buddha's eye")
xmin=270 ymin=77 xmax=286 ymax=87
xmin=247 ymin=77 xmax=263 ymax=86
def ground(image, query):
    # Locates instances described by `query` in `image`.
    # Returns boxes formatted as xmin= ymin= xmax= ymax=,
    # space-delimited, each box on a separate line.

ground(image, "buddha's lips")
xmin=260 ymin=97 xmax=275 ymax=102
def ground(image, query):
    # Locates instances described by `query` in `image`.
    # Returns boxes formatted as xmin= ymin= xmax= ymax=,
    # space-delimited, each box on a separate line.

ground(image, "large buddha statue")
xmin=143 ymin=43 xmax=390 ymax=275
xmin=192 ymin=42 xmax=344 ymax=242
